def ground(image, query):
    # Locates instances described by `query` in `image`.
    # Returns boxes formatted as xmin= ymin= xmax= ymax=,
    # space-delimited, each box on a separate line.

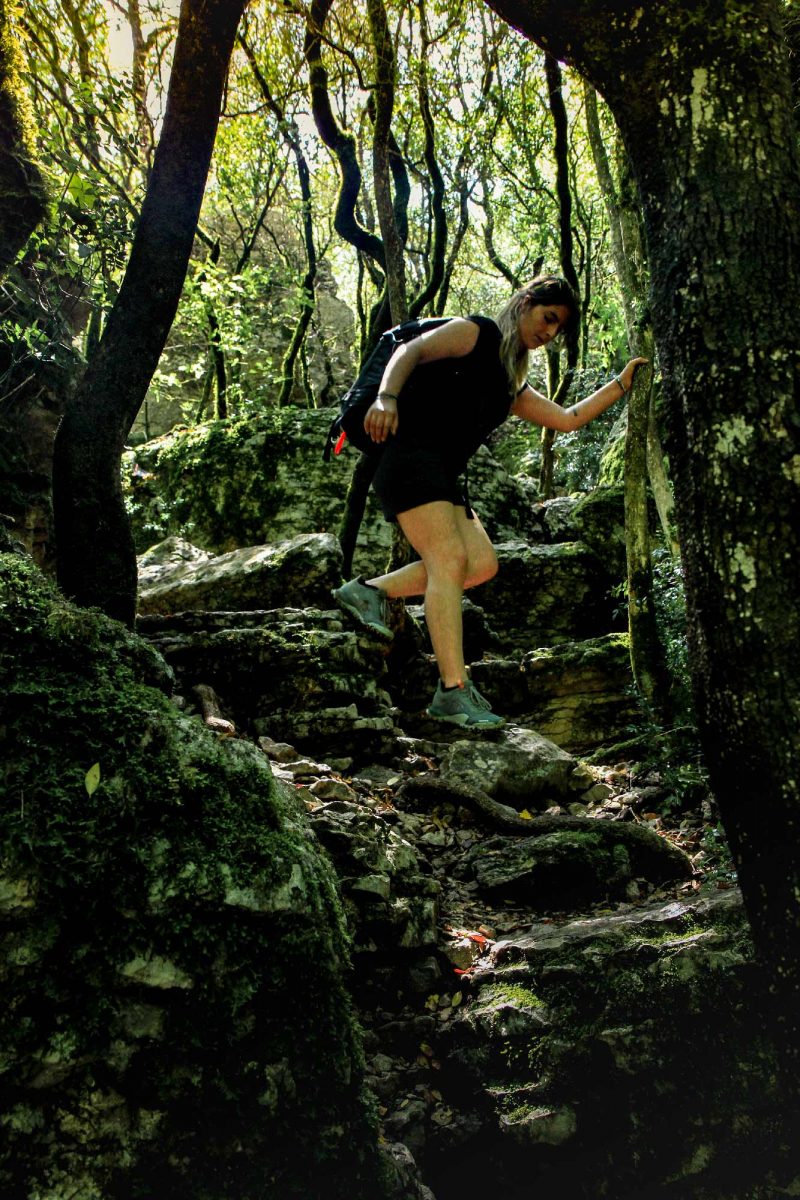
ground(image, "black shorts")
xmin=371 ymin=443 xmax=470 ymax=522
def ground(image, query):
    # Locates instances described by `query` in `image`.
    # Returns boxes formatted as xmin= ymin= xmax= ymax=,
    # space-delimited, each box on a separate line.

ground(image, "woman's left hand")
xmin=619 ymin=357 xmax=650 ymax=391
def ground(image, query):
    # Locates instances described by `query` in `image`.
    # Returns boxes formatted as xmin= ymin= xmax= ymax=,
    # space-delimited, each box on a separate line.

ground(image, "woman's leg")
xmin=367 ymin=507 xmax=498 ymax=600
xmin=374 ymin=501 xmax=496 ymax=687
xmin=397 ymin=501 xmax=466 ymax=685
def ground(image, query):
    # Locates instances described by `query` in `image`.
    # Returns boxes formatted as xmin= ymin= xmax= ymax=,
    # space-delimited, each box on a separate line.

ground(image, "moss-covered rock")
xmin=476 ymin=539 xmax=621 ymax=651
xmin=0 ymin=554 xmax=397 ymax=1199
xmin=428 ymin=890 xmax=796 ymax=1199
xmin=469 ymin=634 xmax=641 ymax=753
xmin=123 ymin=411 xmax=548 ymax=581
xmin=465 ymin=828 xmax=639 ymax=904
xmin=124 ymin=408 xmax=390 ymax=574
xmin=137 ymin=531 xmax=343 ymax=615
xmin=570 ymin=485 xmax=626 ymax=576
xmin=138 ymin=605 xmax=396 ymax=762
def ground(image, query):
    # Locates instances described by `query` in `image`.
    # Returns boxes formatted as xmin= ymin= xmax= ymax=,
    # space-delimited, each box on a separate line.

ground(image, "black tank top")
xmin=393 ymin=315 xmax=512 ymax=471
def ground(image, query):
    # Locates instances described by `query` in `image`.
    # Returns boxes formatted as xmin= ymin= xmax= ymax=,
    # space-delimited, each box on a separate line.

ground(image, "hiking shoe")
xmin=332 ymin=576 xmax=392 ymax=637
xmin=426 ymin=680 xmax=505 ymax=728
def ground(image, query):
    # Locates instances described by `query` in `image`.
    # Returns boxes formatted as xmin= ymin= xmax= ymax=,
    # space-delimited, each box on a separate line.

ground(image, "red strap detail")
xmin=333 ymin=431 xmax=347 ymax=455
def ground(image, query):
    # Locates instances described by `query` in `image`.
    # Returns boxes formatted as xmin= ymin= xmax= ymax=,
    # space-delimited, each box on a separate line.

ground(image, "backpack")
xmin=324 ymin=315 xmax=451 ymax=460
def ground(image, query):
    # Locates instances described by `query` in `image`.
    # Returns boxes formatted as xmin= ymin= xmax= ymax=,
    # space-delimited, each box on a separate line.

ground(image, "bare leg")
xmin=367 ymin=507 xmax=497 ymax=600
xmin=367 ymin=557 xmax=428 ymax=599
xmin=374 ymin=503 xmax=497 ymax=687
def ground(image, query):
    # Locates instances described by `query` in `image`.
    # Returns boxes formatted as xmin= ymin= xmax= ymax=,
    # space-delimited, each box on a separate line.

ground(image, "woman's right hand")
xmin=364 ymin=394 xmax=399 ymax=443
xmin=619 ymin=356 xmax=649 ymax=391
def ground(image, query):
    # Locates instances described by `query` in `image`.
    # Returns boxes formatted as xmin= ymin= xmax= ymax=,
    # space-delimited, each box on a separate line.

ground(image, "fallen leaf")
xmin=84 ymin=762 xmax=101 ymax=796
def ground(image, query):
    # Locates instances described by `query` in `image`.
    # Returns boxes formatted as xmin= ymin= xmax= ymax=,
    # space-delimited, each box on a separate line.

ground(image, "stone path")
xmin=133 ymin=490 xmax=774 ymax=1197
xmin=138 ymin=593 xmax=760 ymax=1199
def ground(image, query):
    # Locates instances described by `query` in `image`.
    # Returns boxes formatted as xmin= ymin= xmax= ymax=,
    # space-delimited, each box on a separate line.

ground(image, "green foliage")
xmin=10 ymin=0 xmax=643 ymax=508
xmin=651 ymin=547 xmax=695 ymax=727
xmin=491 ymin=369 xmax=625 ymax=493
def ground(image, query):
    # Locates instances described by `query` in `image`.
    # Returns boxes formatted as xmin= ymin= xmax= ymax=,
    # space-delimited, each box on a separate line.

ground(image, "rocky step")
xmin=468 ymin=632 xmax=641 ymax=754
xmin=137 ymin=589 xmax=639 ymax=767
xmin=137 ymin=525 xmax=625 ymax=657
xmin=137 ymin=605 xmax=398 ymax=761
xmin=475 ymin=539 xmax=623 ymax=650
xmin=414 ymin=888 xmax=787 ymax=1200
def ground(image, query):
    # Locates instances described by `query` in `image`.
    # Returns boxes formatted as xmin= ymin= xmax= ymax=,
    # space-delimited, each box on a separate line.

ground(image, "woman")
xmin=334 ymin=274 xmax=647 ymax=729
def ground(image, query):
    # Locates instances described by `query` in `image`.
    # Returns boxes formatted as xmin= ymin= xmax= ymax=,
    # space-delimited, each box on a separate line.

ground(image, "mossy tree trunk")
xmin=617 ymin=140 xmax=680 ymax=560
xmin=487 ymin=0 xmax=800 ymax=1084
xmin=584 ymin=84 xmax=672 ymax=715
xmin=368 ymin=0 xmax=407 ymax=326
xmin=623 ymin=344 xmax=673 ymax=717
xmin=0 ymin=0 xmax=47 ymax=277
xmin=52 ymin=0 xmax=249 ymax=625
xmin=585 ymin=82 xmax=680 ymax=559
xmin=538 ymin=52 xmax=579 ymax=499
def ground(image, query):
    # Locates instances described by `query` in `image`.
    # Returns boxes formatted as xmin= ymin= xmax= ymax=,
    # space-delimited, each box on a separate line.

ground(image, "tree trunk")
xmin=0 ymin=0 xmax=47 ymax=276
xmin=52 ymin=0 xmax=248 ymax=625
xmin=240 ymin=33 xmax=318 ymax=407
xmin=480 ymin=173 xmax=520 ymax=288
xmin=615 ymin=132 xmax=680 ymax=557
xmin=538 ymin=52 xmax=579 ymax=499
xmin=339 ymin=453 xmax=380 ymax=579
xmin=623 ymin=336 xmax=673 ymax=717
xmin=304 ymin=0 xmax=385 ymax=268
xmin=408 ymin=0 xmax=448 ymax=317
xmin=367 ymin=0 xmax=407 ymax=323
xmin=487 ymin=0 xmax=800 ymax=1084
xmin=584 ymin=82 xmax=674 ymax=711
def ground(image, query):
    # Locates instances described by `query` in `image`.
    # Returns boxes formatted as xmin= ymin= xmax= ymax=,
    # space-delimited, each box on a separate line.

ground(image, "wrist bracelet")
xmin=377 ymin=391 xmax=399 ymax=401
xmin=614 ymin=374 xmax=627 ymax=395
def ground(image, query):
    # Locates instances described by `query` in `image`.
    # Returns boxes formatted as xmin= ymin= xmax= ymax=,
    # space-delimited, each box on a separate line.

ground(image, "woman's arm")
xmin=511 ymin=357 xmax=648 ymax=432
xmin=363 ymin=318 xmax=480 ymax=444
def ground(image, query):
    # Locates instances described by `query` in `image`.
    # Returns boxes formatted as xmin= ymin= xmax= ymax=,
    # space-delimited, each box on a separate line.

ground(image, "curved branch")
xmin=239 ymin=33 xmax=318 ymax=404
xmin=367 ymin=0 xmax=407 ymax=321
xmin=304 ymin=0 xmax=385 ymax=266
xmin=408 ymin=0 xmax=447 ymax=317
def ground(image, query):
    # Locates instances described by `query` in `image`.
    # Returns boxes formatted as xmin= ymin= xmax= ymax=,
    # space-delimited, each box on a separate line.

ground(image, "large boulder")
xmin=475 ymin=540 xmax=621 ymax=650
xmin=137 ymin=532 xmax=343 ymax=615
xmin=441 ymin=727 xmax=585 ymax=807
xmin=469 ymin=633 xmax=642 ymax=753
xmin=462 ymin=443 xmax=543 ymax=544
xmin=0 ymin=553 xmax=400 ymax=1200
xmin=124 ymin=408 xmax=391 ymax=574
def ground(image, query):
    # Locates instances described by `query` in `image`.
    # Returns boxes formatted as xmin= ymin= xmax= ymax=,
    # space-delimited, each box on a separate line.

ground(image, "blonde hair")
xmin=496 ymin=274 xmax=580 ymax=395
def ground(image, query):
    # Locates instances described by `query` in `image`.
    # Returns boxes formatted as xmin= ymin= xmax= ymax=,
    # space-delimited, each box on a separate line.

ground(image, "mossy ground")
xmin=0 ymin=552 xmax=393 ymax=1199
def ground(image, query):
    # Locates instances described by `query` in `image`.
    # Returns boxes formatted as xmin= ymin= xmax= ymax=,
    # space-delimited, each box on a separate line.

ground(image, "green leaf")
xmin=85 ymin=762 xmax=101 ymax=796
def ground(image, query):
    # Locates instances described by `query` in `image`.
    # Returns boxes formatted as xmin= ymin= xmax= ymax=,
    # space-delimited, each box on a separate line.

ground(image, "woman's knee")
xmin=465 ymin=547 xmax=498 ymax=587
xmin=426 ymin=540 xmax=469 ymax=583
